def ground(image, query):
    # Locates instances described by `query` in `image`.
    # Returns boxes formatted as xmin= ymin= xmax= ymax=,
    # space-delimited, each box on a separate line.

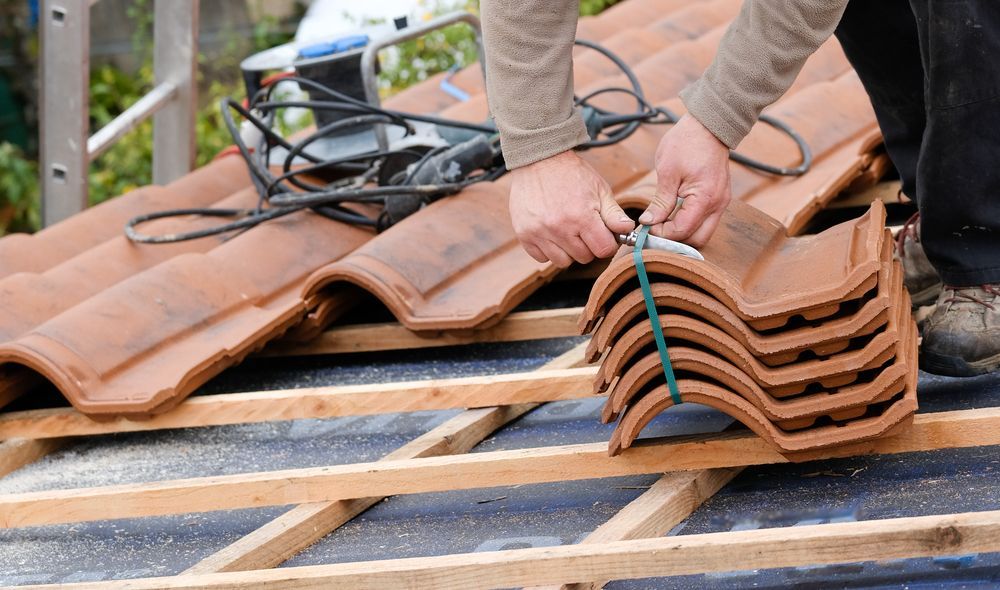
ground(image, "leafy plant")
xmin=0 ymin=142 xmax=40 ymax=233
xmin=378 ymin=1 xmax=481 ymax=97
xmin=580 ymin=0 xmax=622 ymax=17
xmin=377 ymin=0 xmax=621 ymax=97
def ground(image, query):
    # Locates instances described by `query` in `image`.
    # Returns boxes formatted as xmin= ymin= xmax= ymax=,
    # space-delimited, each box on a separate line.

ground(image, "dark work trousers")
xmin=834 ymin=0 xmax=1000 ymax=286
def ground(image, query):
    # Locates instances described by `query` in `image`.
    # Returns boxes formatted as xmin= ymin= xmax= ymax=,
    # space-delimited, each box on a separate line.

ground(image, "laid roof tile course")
xmin=582 ymin=0 xmax=701 ymax=36
xmin=0 ymin=187 xmax=262 ymax=342
xmin=0 ymin=0 xmax=894 ymax=416
xmin=300 ymin=180 xmax=550 ymax=333
xmin=0 ymin=210 xmax=371 ymax=416
xmin=0 ymin=156 xmax=251 ymax=279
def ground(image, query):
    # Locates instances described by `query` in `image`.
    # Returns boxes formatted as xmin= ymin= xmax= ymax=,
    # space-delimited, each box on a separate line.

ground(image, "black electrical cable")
xmin=572 ymin=38 xmax=812 ymax=174
xmin=573 ymin=38 xmax=645 ymax=148
xmin=126 ymin=36 xmax=814 ymax=244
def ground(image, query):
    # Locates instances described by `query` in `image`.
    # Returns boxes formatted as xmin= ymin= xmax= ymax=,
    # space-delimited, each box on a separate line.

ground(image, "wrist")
xmin=681 ymin=114 xmax=728 ymax=152
xmin=528 ymin=149 xmax=580 ymax=170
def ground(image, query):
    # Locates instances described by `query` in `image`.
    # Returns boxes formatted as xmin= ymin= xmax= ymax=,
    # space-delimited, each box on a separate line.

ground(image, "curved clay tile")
xmin=608 ymin=320 xmax=918 ymax=456
xmin=581 ymin=200 xmax=886 ymax=334
xmin=595 ymin=296 xmax=905 ymax=398
xmin=0 ymin=187 xmax=263 ymax=345
xmin=577 ymin=26 xmax=726 ymax=115
xmin=0 ymin=156 xmax=250 ymax=280
xmin=586 ymin=249 xmax=894 ymax=366
xmin=301 ymin=182 xmax=550 ymax=332
xmin=646 ymin=0 xmax=741 ymax=43
xmin=0 ymin=211 xmax=372 ymax=417
xmin=585 ymin=0 xmax=699 ymax=37
xmin=603 ymin=344 xmax=907 ymax=426
xmin=608 ymin=376 xmax=916 ymax=456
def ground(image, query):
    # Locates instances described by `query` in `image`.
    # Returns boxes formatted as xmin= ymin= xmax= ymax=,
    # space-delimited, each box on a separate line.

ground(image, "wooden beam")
xmin=827 ymin=180 xmax=908 ymax=210
xmin=184 ymin=343 xmax=589 ymax=574
xmin=262 ymin=307 xmax=584 ymax=357
xmin=531 ymin=467 xmax=742 ymax=590
xmin=185 ymin=405 xmax=535 ymax=574
xmin=0 ymin=438 xmax=65 ymax=479
xmin=0 ymin=365 xmax=597 ymax=441
xmin=20 ymin=508 xmax=1000 ymax=589
xmin=1 ymin=407 xmax=998 ymax=528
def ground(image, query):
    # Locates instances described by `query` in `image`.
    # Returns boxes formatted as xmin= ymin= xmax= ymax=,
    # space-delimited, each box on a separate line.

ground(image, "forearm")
xmin=680 ymin=0 xmax=849 ymax=148
xmin=480 ymin=0 xmax=590 ymax=169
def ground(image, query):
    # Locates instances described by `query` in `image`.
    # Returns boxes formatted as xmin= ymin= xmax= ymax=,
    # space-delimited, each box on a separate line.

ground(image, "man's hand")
xmin=509 ymin=150 xmax=635 ymax=267
xmin=640 ymin=114 xmax=732 ymax=248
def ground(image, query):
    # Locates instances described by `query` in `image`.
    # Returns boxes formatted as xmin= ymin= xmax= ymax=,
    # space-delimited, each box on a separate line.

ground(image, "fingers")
xmin=508 ymin=150 xmax=630 ymax=267
xmin=654 ymin=189 xmax=731 ymax=247
xmin=639 ymin=178 xmax=680 ymax=226
xmin=598 ymin=190 xmax=635 ymax=235
xmin=561 ymin=234 xmax=596 ymax=265
xmin=656 ymin=196 xmax=712 ymax=242
xmin=530 ymin=220 xmax=609 ymax=267
xmin=537 ymin=238 xmax=574 ymax=268
xmin=522 ymin=242 xmax=548 ymax=263
xmin=580 ymin=222 xmax=619 ymax=259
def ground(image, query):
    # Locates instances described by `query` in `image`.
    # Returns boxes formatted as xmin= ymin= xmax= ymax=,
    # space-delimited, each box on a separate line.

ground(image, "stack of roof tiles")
xmin=580 ymin=200 xmax=918 ymax=456
xmin=0 ymin=0 xmax=890 ymax=417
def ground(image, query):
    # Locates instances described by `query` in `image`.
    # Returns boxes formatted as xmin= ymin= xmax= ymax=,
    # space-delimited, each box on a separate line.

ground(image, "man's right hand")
xmin=508 ymin=150 xmax=635 ymax=268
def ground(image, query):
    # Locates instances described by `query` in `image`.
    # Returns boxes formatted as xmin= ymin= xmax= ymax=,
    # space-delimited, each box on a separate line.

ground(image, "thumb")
xmin=599 ymin=190 xmax=635 ymax=234
xmin=639 ymin=173 xmax=680 ymax=226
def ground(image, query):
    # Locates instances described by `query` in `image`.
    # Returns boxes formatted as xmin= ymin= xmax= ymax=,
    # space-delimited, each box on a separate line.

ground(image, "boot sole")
xmin=920 ymin=349 xmax=1000 ymax=377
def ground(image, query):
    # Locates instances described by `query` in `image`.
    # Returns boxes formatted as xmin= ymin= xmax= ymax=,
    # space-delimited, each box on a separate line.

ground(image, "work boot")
xmin=920 ymin=284 xmax=1000 ymax=377
xmin=896 ymin=212 xmax=942 ymax=307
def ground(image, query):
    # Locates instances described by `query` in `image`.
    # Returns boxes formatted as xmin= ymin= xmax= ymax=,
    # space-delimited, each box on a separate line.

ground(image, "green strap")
xmin=632 ymin=226 xmax=682 ymax=405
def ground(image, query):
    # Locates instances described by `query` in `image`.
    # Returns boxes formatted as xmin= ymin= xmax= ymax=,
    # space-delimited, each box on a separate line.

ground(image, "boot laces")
xmin=943 ymin=284 xmax=1000 ymax=311
xmin=895 ymin=211 xmax=921 ymax=257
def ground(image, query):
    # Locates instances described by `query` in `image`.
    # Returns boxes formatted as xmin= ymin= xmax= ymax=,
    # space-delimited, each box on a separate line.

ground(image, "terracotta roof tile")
xmin=0 ymin=186 xmax=261 ymax=343
xmin=586 ymin=238 xmax=896 ymax=366
xmin=0 ymin=211 xmax=371 ymax=416
xmin=594 ymin=292 xmax=902 ymax=398
xmin=584 ymin=202 xmax=918 ymax=456
xmin=591 ymin=0 xmax=704 ymax=34
xmin=581 ymin=201 xmax=887 ymax=332
xmin=604 ymin=340 xmax=909 ymax=426
xmin=0 ymin=156 xmax=250 ymax=279
xmin=301 ymin=181 xmax=549 ymax=332
xmin=607 ymin=315 xmax=918 ymax=455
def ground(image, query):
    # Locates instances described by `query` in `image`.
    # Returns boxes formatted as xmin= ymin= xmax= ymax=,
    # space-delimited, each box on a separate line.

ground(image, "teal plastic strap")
xmin=632 ymin=226 xmax=682 ymax=405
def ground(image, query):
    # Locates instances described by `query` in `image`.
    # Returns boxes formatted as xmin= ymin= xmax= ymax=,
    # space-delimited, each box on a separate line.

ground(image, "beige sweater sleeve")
xmin=680 ymin=0 xmax=849 ymax=149
xmin=480 ymin=0 xmax=590 ymax=170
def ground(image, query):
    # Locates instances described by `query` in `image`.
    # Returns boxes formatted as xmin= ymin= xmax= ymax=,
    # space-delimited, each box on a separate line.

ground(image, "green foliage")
xmin=0 ymin=142 xmax=40 ymax=233
xmin=377 ymin=0 xmax=621 ymax=97
xmin=378 ymin=1 xmax=481 ymax=96
xmin=88 ymin=63 xmax=156 ymax=203
xmin=86 ymin=68 xmax=243 ymax=204
xmin=580 ymin=0 xmax=622 ymax=17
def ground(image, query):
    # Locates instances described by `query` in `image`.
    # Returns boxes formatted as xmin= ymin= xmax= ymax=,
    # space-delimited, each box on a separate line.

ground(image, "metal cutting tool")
xmin=616 ymin=230 xmax=705 ymax=261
